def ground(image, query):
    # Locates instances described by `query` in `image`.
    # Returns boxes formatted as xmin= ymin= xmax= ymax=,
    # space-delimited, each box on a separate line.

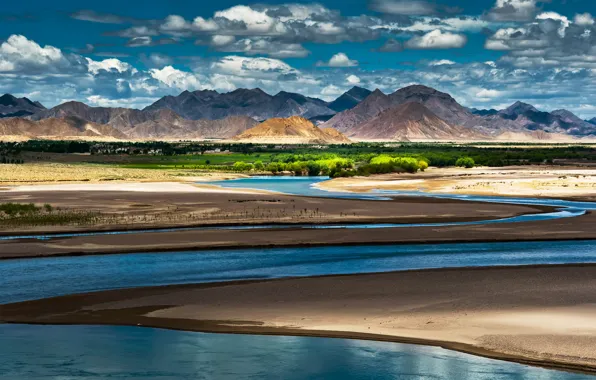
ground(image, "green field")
xmin=2 ymin=140 xmax=595 ymax=178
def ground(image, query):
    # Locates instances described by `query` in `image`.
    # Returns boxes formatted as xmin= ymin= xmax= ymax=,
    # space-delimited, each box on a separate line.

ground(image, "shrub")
xmin=455 ymin=157 xmax=475 ymax=168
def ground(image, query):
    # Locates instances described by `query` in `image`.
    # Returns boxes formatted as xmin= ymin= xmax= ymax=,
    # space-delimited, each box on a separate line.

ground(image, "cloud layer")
xmin=0 ymin=1 xmax=595 ymax=119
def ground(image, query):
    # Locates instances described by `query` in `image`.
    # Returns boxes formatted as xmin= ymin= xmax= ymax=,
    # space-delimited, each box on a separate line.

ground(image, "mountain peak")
xmin=0 ymin=93 xmax=46 ymax=118
xmin=0 ymin=94 xmax=18 ymax=106
xmin=504 ymin=101 xmax=538 ymax=115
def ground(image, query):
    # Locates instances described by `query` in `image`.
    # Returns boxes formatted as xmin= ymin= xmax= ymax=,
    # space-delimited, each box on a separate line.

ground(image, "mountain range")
xmin=0 ymin=94 xmax=45 ymax=118
xmin=0 ymin=85 xmax=595 ymax=141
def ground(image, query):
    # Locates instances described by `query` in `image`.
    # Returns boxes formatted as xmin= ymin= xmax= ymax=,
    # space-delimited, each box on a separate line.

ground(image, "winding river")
xmin=1 ymin=176 xmax=596 ymax=379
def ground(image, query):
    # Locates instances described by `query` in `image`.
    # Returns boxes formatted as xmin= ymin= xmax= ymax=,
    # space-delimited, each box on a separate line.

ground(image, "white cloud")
xmin=475 ymin=88 xmax=503 ymax=98
xmin=149 ymin=66 xmax=202 ymax=90
xmin=317 ymin=53 xmax=358 ymax=67
xmin=321 ymin=84 xmax=343 ymax=97
xmin=214 ymin=5 xmax=277 ymax=34
xmin=487 ymin=0 xmax=539 ymax=21
xmin=347 ymin=74 xmax=361 ymax=84
xmin=536 ymin=12 xmax=569 ymax=37
xmin=0 ymin=35 xmax=76 ymax=74
xmin=211 ymin=56 xmax=299 ymax=79
xmin=574 ymin=13 xmax=594 ymax=26
xmin=405 ymin=30 xmax=467 ymax=49
xmin=87 ymin=58 xmax=136 ymax=75
xmin=161 ymin=15 xmax=191 ymax=32
xmin=193 ymin=17 xmax=219 ymax=32
xmin=211 ymin=35 xmax=236 ymax=46
xmin=429 ymin=59 xmax=456 ymax=66
xmin=211 ymin=38 xmax=310 ymax=58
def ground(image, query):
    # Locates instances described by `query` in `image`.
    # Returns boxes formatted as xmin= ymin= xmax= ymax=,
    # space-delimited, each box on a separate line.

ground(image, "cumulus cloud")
xmin=317 ymin=53 xmax=359 ymax=67
xmin=209 ymin=37 xmax=310 ymax=58
xmin=429 ymin=59 xmax=456 ymax=66
xmin=405 ymin=30 xmax=467 ymax=49
xmin=574 ymin=13 xmax=595 ymax=26
xmin=485 ymin=14 xmax=596 ymax=69
xmin=347 ymin=74 xmax=361 ymax=84
xmin=0 ymin=34 xmax=85 ymax=74
xmin=487 ymin=0 xmax=541 ymax=22
xmin=149 ymin=66 xmax=202 ymax=90
xmin=86 ymin=58 xmax=136 ymax=75
xmin=211 ymin=55 xmax=300 ymax=79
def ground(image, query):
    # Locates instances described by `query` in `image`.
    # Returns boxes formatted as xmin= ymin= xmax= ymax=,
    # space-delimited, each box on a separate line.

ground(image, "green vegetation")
xmin=455 ymin=157 xmax=475 ymax=168
xmin=0 ymin=202 xmax=100 ymax=227
xmin=2 ymin=140 xmax=595 ymax=177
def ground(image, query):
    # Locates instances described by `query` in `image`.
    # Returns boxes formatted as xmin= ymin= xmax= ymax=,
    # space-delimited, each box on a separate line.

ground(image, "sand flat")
xmin=3 ymin=265 xmax=596 ymax=373
xmin=318 ymin=166 xmax=596 ymax=199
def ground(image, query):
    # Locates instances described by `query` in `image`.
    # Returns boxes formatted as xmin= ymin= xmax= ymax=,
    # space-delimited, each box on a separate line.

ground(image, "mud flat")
xmin=3 ymin=264 xmax=596 ymax=374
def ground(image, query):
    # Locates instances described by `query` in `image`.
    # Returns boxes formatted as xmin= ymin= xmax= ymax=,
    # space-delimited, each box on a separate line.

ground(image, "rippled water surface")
xmin=0 ymin=325 xmax=592 ymax=380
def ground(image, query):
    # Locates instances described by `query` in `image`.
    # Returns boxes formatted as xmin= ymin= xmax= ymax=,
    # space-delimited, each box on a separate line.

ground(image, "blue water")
xmin=3 ymin=176 xmax=596 ymax=379
xmin=212 ymin=175 xmax=373 ymax=199
xmin=214 ymin=175 xmax=596 ymax=210
xmin=4 ymin=240 xmax=596 ymax=304
xmin=1 ymin=324 xmax=590 ymax=380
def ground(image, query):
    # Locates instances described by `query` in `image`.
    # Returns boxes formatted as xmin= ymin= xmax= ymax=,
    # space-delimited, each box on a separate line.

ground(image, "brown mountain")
xmin=29 ymin=102 xmax=259 ymax=140
xmin=234 ymin=116 xmax=350 ymax=144
xmin=321 ymin=89 xmax=392 ymax=133
xmin=0 ymin=94 xmax=45 ymax=118
xmin=126 ymin=113 xmax=258 ymax=140
xmin=348 ymin=102 xmax=477 ymax=141
xmin=0 ymin=116 xmax=126 ymax=140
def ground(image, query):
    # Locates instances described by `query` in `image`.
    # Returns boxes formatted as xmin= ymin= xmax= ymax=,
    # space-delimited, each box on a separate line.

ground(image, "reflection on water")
xmin=0 ymin=325 xmax=590 ymax=380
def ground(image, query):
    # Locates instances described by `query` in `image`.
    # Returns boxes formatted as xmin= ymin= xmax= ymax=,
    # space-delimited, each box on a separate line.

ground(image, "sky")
xmin=1 ymin=0 xmax=596 ymax=118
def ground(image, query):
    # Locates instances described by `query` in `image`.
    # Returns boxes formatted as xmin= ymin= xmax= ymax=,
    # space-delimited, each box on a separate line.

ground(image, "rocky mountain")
xmin=475 ymin=102 xmax=596 ymax=137
xmin=30 ymin=101 xmax=147 ymax=130
xmin=389 ymin=85 xmax=475 ymax=126
xmin=126 ymin=114 xmax=258 ymax=140
xmin=29 ymin=101 xmax=258 ymax=140
xmin=0 ymin=94 xmax=45 ymax=118
xmin=588 ymin=117 xmax=596 ymax=126
xmin=347 ymin=102 xmax=475 ymax=141
xmin=325 ymin=86 xmax=596 ymax=140
xmin=322 ymin=85 xmax=476 ymax=136
xmin=234 ymin=116 xmax=350 ymax=144
xmin=145 ymin=88 xmax=336 ymax=121
xmin=469 ymin=108 xmax=499 ymax=116
xmin=328 ymin=86 xmax=372 ymax=113
xmin=0 ymin=116 xmax=125 ymax=140
xmin=322 ymin=89 xmax=393 ymax=133
xmin=3 ymin=85 xmax=594 ymax=142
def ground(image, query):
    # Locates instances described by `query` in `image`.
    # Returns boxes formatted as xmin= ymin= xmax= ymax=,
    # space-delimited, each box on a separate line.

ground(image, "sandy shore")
xmin=317 ymin=166 xmax=596 ymax=200
xmin=4 ymin=181 xmax=266 ymax=194
xmin=0 ymin=188 xmax=569 ymax=259
xmin=3 ymin=264 xmax=596 ymax=374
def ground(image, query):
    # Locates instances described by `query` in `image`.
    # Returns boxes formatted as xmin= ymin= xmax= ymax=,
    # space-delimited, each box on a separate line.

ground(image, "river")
xmin=1 ymin=176 xmax=595 ymax=379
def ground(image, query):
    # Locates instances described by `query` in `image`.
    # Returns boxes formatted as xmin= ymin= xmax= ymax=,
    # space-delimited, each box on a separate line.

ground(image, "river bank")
xmin=3 ymin=264 xmax=596 ymax=374
xmin=317 ymin=166 xmax=596 ymax=200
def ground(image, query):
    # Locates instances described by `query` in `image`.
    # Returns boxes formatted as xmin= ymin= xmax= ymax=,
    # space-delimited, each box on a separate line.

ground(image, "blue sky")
xmin=1 ymin=0 xmax=596 ymax=117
